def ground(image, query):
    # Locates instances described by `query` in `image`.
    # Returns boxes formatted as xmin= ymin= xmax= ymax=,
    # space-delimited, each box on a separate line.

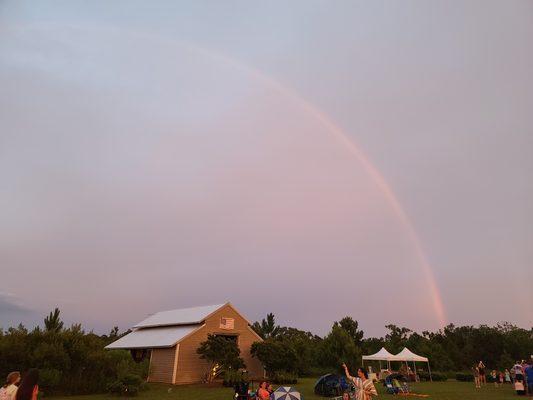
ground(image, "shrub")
xmin=107 ymin=374 xmax=145 ymax=397
xmin=418 ymin=371 xmax=447 ymax=381
xmin=269 ymin=371 xmax=298 ymax=384
xmin=222 ymin=369 xmax=247 ymax=387
xmin=39 ymin=368 xmax=62 ymax=394
xmin=456 ymin=372 xmax=474 ymax=382
xmin=251 ymin=339 xmax=299 ymax=377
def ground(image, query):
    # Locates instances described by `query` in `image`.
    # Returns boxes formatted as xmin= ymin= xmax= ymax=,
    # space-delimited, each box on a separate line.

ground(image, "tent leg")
xmin=428 ymin=362 xmax=433 ymax=382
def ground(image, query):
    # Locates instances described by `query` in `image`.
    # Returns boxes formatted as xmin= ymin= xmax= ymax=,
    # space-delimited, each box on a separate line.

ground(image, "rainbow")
xmin=185 ymin=42 xmax=448 ymax=328
xmin=12 ymin=23 xmax=448 ymax=327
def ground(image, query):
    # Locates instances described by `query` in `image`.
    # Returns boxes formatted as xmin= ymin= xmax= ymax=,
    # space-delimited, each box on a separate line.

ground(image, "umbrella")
xmin=271 ymin=387 xmax=302 ymax=400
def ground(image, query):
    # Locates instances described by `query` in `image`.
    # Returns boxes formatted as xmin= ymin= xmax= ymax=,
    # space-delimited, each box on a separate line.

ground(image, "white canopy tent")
xmin=362 ymin=347 xmax=432 ymax=381
xmin=389 ymin=347 xmax=432 ymax=381
xmin=361 ymin=347 xmax=395 ymax=372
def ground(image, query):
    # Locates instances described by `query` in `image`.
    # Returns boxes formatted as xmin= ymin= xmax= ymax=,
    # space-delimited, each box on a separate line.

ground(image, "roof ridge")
xmin=153 ymin=302 xmax=227 ymax=314
xmin=132 ymin=302 xmax=229 ymax=329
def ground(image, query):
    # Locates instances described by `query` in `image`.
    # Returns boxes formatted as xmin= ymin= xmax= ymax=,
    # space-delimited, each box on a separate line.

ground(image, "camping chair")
xmin=392 ymin=379 xmax=409 ymax=394
xmin=385 ymin=381 xmax=398 ymax=394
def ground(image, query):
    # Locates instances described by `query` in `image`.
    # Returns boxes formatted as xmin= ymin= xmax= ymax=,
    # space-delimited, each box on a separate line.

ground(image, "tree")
xmin=44 ymin=308 xmax=64 ymax=333
xmin=317 ymin=324 xmax=361 ymax=373
xmin=334 ymin=317 xmax=364 ymax=346
xmin=252 ymin=313 xmax=280 ymax=339
xmin=251 ymin=338 xmax=299 ymax=376
xmin=385 ymin=324 xmax=411 ymax=352
xmin=197 ymin=334 xmax=245 ymax=382
xmin=108 ymin=326 xmax=120 ymax=339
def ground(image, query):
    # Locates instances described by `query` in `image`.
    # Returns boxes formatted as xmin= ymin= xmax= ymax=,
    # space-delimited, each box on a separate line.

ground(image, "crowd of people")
xmin=472 ymin=359 xmax=533 ymax=395
xmin=253 ymin=363 xmax=379 ymax=400
xmin=0 ymin=369 xmax=39 ymax=400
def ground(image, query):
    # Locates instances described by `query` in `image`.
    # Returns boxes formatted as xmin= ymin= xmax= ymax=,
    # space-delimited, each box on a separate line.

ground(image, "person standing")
xmin=472 ymin=365 xmax=481 ymax=389
xmin=514 ymin=362 xmax=525 ymax=382
xmin=478 ymin=361 xmax=486 ymax=385
xmin=14 ymin=370 xmax=38 ymax=400
xmin=342 ymin=363 xmax=377 ymax=400
xmin=525 ymin=363 xmax=533 ymax=396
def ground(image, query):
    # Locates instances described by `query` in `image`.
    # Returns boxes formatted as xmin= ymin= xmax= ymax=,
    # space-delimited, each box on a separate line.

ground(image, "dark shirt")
xmin=525 ymin=366 xmax=533 ymax=382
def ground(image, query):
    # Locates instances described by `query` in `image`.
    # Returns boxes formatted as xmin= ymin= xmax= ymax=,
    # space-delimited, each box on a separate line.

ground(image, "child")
xmin=498 ymin=371 xmax=504 ymax=387
xmin=267 ymin=383 xmax=274 ymax=395
xmin=491 ymin=370 xmax=497 ymax=388
xmin=0 ymin=372 xmax=21 ymax=400
xmin=505 ymin=369 xmax=511 ymax=384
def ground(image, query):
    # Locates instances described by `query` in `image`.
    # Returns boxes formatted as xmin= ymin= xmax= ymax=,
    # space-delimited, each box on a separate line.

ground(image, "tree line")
xmin=1 ymin=308 xmax=531 ymax=395
xmin=0 ymin=309 xmax=148 ymax=396
xmin=246 ymin=313 xmax=532 ymax=381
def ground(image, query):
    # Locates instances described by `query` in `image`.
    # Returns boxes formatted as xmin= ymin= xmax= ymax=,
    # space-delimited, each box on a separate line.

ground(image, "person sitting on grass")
xmin=491 ymin=370 xmax=498 ymax=387
xmin=342 ymin=363 xmax=377 ymax=400
xmin=267 ymin=383 xmax=274 ymax=395
xmin=505 ymin=369 xmax=511 ymax=384
xmin=256 ymin=381 xmax=270 ymax=400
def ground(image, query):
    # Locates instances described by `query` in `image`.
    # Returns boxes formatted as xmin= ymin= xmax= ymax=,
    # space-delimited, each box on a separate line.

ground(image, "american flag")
xmin=220 ymin=317 xmax=235 ymax=330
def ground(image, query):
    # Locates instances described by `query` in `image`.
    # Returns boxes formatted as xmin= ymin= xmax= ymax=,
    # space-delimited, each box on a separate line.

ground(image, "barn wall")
xmin=148 ymin=347 xmax=176 ymax=384
xmin=175 ymin=304 xmax=264 ymax=384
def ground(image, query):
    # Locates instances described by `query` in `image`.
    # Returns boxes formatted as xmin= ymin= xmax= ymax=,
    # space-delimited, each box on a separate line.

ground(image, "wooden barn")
xmin=105 ymin=302 xmax=264 ymax=384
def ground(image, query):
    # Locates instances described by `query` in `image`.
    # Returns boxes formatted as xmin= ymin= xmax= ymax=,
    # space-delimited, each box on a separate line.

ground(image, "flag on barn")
xmin=220 ymin=317 xmax=235 ymax=330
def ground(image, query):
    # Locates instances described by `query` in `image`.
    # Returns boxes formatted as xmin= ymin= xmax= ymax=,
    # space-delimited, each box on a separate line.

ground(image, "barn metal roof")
xmin=133 ymin=303 xmax=226 ymax=328
xmin=105 ymin=325 xmax=200 ymax=349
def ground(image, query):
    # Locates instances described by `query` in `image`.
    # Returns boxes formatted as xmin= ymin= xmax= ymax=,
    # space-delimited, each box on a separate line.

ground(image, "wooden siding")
xmin=148 ymin=347 xmax=176 ymax=384
xmin=174 ymin=304 xmax=263 ymax=384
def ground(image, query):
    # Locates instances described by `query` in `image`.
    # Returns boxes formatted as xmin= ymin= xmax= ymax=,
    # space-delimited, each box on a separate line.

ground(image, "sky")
xmin=0 ymin=1 xmax=532 ymax=337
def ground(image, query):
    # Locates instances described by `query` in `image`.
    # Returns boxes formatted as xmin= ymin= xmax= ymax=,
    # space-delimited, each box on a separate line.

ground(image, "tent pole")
xmin=427 ymin=361 xmax=433 ymax=382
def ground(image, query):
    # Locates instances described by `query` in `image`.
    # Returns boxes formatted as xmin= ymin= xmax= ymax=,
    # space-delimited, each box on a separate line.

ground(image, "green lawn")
xmin=50 ymin=378 xmax=519 ymax=400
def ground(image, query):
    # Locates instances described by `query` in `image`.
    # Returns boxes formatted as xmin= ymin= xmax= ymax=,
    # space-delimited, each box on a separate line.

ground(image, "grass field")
xmin=50 ymin=378 xmax=521 ymax=400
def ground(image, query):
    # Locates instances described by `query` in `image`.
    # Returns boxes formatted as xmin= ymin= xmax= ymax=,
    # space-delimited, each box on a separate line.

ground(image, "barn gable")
xmin=105 ymin=302 xmax=264 ymax=384
xmin=174 ymin=303 xmax=263 ymax=384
